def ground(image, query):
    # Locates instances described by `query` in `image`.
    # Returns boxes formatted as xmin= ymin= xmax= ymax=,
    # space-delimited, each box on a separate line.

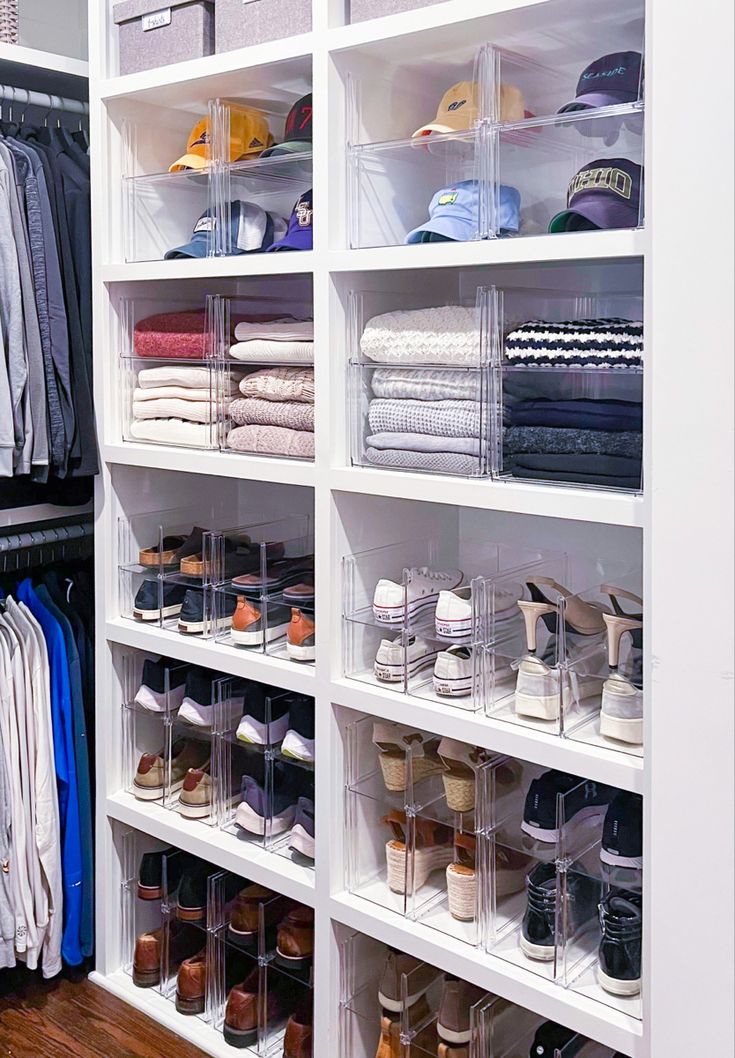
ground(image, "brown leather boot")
xmin=286 ymin=608 xmax=315 ymax=662
xmin=275 ymin=904 xmax=314 ymax=972
xmin=176 ymin=948 xmax=207 ymax=1015
xmin=283 ymin=993 xmax=313 ymax=1058
xmin=133 ymin=929 xmax=161 ymax=988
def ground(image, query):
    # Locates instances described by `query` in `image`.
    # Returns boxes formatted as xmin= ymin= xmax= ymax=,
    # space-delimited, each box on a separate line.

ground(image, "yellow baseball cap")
xmin=412 ymin=81 xmax=526 ymax=138
xmin=169 ymin=107 xmax=273 ymax=172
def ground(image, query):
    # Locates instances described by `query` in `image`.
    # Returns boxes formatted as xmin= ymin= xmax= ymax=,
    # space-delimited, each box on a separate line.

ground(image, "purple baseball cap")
xmin=559 ymin=51 xmax=643 ymax=112
xmin=548 ymin=157 xmax=642 ymax=232
xmin=267 ymin=189 xmax=313 ymax=252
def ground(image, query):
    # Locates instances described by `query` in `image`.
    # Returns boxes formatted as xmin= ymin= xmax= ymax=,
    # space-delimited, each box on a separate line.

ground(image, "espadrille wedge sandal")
xmin=383 ymin=811 xmax=454 ymax=895
xmin=373 ymin=721 xmax=443 ymax=792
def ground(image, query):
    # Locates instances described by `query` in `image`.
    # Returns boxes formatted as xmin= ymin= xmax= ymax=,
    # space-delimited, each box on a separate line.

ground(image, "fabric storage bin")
xmin=215 ymin=0 xmax=311 ymax=53
xmin=350 ymin=0 xmax=445 ymax=23
xmin=113 ymin=0 xmax=215 ymax=75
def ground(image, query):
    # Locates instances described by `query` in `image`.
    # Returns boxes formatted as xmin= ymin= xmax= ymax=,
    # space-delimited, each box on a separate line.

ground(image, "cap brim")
xmin=266 ymin=231 xmax=312 ymax=252
xmin=163 ymin=237 xmax=210 ymax=260
xmin=260 ymin=141 xmax=312 ymax=158
xmin=168 ymin=154 xmax=209 ymax=173
xmin=558 ymin=91 xmax=637 ymax=114
xmin=548 ymin=197 xmax=637 ymax=233
xmin=411 ymin=123 xmax=458 ymax=138
xmin=405 ymin=214 xmax=476 ymax=244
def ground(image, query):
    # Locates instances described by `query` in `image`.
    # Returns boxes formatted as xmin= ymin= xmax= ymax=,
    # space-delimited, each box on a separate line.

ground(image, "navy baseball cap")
xmin=548 ymin=158 xmax=642 ymax=232
xmin=405 ymin=180 xmax=520 ymax=243
xmin=261 ymin=93 xmax=313 ymax=159
xmin=267 ymin=189 xmax=313 ymax=252
xmin=165 ymin=201 xmax=288 ymax=258
xmin=559 ymin=52 xmax=643 ymax=112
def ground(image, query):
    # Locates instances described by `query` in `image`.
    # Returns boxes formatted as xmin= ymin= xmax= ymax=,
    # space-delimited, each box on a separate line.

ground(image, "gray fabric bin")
xmin=215 ymin=0 xmax=311 ymax=52
xmin=113 ymin=0 xmax=215 ymax=75
xmin=350 ymin=0 xmax=445 ymax=22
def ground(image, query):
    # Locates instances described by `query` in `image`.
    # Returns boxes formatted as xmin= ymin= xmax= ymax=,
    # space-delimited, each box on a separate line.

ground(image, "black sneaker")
xmin=178 ymin=668 xmax=246 ymax=729
xmin=601 ymin=791 xmax=642 ymax=869
xmin=598 ymin=890 xmax=642 ymax=996
xmin=134 ymin=657 xmax=190 ymax=713
xmin=235 ymin=759 xmax=302 ymax=838
xmin=522 ymin=770 xmax=615 ymax=843
xmin=529 ymin=1022 xmax=586 ymax=1057
xmin=133 ymin=579 xmax=188 ymax=621
xmin=235 ymin=683 xmax=291 ymax=746
xmin=521 ymin=862 xmax=599 ymax=961
xmin=281 ymin=695 xmax=315 ymax=763
xmin=138 ymin=846 xmax=181 ymax=901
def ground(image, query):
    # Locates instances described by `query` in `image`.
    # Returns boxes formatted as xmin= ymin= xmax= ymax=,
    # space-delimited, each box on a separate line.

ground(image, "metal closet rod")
xmin=0 ymin=85 xmax=89 ymax=116
xmin=0 ymin=520 xmax=93 ymax=553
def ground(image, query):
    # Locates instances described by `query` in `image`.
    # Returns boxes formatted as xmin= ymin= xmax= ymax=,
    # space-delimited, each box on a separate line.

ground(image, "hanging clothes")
xmin=0 ymin=117 xmax=97 ymax=508
xmin=0 ymin=554 xmax=94 ymax=976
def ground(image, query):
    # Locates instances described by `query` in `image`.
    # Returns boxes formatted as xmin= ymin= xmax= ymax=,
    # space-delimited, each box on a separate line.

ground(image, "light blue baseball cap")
xmin=405 ymin=179 xmax=521 ymax=243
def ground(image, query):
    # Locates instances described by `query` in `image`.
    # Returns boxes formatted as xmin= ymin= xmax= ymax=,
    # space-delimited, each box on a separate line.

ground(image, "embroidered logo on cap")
xmin=190 ymin=130 xmax=209 ymax=148
xmin=193 ymin=215 xmax=216 ymax=234
xmin=447 ymin=99 xmax=467 ymax=111
xmin=568 ymin=166 xmax=632 ymax=202
xmin=438 ymin=192 xmax=459 ymax=206
xmin=295 ymin=200 xmax=313 ymax=228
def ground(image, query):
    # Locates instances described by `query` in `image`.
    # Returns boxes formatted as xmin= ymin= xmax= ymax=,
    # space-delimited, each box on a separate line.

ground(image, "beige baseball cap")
xmin=412 ymin=81 xmax=526 ymax=138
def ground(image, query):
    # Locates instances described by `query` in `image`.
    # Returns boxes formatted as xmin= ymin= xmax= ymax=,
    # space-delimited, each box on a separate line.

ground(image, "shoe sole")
xmin=236 ymin=712 xmax=290 ymax=746
xmin=223 ymin=1025 xmax=258 ymax=1048
xmin=178 ymin=799 xmax=212 ymax=819
xmin=373 ymin=596 xmax=437 ymax=625
xmin=597 ymin=967 xmax=641 ymax=996
xmin=132 ymin=967 xmax=160 ymax=988
xmin=600 ymin=848 xmax=643 ymax=869
xmin=231 ymin=622 xmax=290 ymax=646
xmin=281 ymin=733 xmax=315 ymax=763
xmin=235 ymin=801 xmax=296 ymax=836
xmin=287 ymin=642 xmax=316 ymax=662
xmin=599 ymin=712 xmax=643 ymax=745
xmin=386 ymin=839 xmax=454 ymax=895
xmin=432 ymin=673 xmax=472 ymax=696
xmin=446 ymin=863 xmax=476 ymax=922
xmin=133 ymin=603 xmax=182 ymax=621
xmin=434 ymin=616 xmax=472 ymax=639
xmin=514 ymin=691 xmax=560 ymax=721
xmin=289 ymin=824 xmax=315 ymax=859
xmin=520 ymin=935 xmax=556 ymax=961
xmin=175 ymin=994 xmax=205 ymax=1015
xmin=374 ymin=649 xmax=438 ymax=682
xmin=521 ymin=803 xmax=608 ymax=843
xmin=378 ymin=982 xmax=432 ymax=1013
xmin=134 ymin=685 xmax=186 ymax=712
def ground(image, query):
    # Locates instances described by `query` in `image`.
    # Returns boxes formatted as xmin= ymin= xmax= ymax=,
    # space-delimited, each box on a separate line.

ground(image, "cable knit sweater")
xmin=360 ymin=305 xmax=480 ymax=364
xmin=370 ymin=367 xmax=483 ymax=402
xmin=238 ymin=367 xmax=315 ymax=403
xmin=368 ymin=398 xmax=482 ymax=438
xmin=230 ymin=397 xmax=314 ymax=431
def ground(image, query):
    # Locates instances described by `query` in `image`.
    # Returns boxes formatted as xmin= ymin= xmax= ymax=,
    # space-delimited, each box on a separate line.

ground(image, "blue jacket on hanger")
xmin=16 ymin=578 xmax=83 ymax=966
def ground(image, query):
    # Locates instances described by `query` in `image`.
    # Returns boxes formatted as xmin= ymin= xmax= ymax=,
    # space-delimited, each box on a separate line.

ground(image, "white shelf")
xmin=0 ymin=501 xmax=93 ymax=529
xmin=0 ymin=41 xmax=88 ymax=80
xmin=100 ymin=253 xmax=315 ymax=284
xmin=105 ymin=617 xmax=316 ymax=697
xmin=328 ymin=231 xmax=646 ymax=273
xmin=330 ymin=467 xmax=644 ymax=527
xmin=90 ymin=970 xmax=240 ymax=1058
xmin=330 ymin=891 xmax=645 ymax=1058
xmin=103 ymin=442 xmax=316 ymax=488
xmin=106 ymin=790 xmax=315 ymax=906
xmin=331 ymin=678 xmax=644 ymax=794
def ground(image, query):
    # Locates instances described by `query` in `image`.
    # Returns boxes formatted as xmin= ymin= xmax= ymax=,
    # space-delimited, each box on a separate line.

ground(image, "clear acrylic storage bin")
xmin=208 ymin=515 xmax=314 ymax=664
xmin=348 ymin=286 xmax=494 ymax=478
xmin=492 ymin=287 xmax=644 ymax=493
xmin=490 ymin=107 xmax=644 ymax=239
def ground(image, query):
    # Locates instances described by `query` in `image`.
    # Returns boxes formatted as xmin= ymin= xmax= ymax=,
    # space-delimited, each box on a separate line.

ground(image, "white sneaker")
xmin=374 ymin=635 xmax=440 ymax=682
xmin=432 ymin=646 xmax=473 ymax=697
xmin=434 ymin=587 xmax=472 ymax=639
xmin=514 ymin=657 xmax=600 ymax=721
xmin=373 ymin=567 xmax=463 ymax=625
xmin=600 ymin=673 xmax=643 ymax=745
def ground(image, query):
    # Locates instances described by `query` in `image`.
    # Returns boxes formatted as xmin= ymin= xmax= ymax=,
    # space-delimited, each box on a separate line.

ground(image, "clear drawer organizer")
xmin=122 ymin=95 xmax=312 ymax=262
xmin=343 ymin=718 xmax=644 ymax=1021
xmin=346 ymin=40 xmax=644 ymax=248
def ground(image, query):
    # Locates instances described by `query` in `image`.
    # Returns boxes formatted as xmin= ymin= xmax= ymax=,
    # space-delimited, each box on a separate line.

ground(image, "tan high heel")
xmin=518 ymin=577 xmax=608 ymax=652
xmin=601 ymin=585 xmax=643 ymax=667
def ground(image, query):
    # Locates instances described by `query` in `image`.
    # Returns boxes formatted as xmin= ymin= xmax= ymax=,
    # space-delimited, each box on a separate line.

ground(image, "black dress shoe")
xmin=598 ymin=890 xmax=642 ymax=996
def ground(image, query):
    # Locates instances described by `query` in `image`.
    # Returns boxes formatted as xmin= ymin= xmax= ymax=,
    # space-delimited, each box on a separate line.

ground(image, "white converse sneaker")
xmin=434 ymin=587 xmax=472 ymax=639
xmin=373 ymin=567 xmax=463 ymax=625
xmin=432 ymin=646 xmax=473 ymax=697
xmin=374 ymin=635 xmax=440 ymax=682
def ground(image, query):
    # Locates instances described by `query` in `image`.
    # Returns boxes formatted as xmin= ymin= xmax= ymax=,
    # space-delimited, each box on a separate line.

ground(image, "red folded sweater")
xmin=133 ymin=310 xmax=298 ymax=359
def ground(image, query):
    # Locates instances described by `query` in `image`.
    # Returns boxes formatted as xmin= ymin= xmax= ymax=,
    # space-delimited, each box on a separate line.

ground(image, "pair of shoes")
xmin=231 ymin=554 xmax=314 ymax=594
xmin=225 ymin=974 xmax=312 ymax=1053
xmin=236 ymin=690 xmax=315 ymax=761
xmin=514 ymin=579 xmax=643 ymax=743
xmin=373 ymin=634 xmax=476 ymax=699
xmin=522 ymin=771 xmax=642 ymax=868
xmin=138 ymin=527 xmax=208 ymax=572
xmin=134 ymin=657 xmax=246 ymax=729
xmin=372 ymin=567 xmax=464 ymax=626
xmin=231 ymin=597 xmax=316 ymax=661
xmin=227 ymin=885 xmax=314 ymax=968
xmin=133 ymin=739 xmax=210 ymax=803
xmin=445 ymin=836 xmax=531 ymax=923
xmin=132 ymin=920 xmax=202 ymax=989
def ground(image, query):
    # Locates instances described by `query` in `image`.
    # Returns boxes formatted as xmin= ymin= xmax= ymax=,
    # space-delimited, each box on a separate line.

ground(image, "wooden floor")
xmin=0 ymin=966 xmax=208 ymax=1058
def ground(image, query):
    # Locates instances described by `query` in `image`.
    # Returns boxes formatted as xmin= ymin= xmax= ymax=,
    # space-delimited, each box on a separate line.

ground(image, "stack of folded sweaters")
xmin=130 ymin=365 xmax=241 ymax=447
xmin=359 ymin=305 xmax=485 ymax=475
xmin=501 ymin=317 xmax=643 ymax=490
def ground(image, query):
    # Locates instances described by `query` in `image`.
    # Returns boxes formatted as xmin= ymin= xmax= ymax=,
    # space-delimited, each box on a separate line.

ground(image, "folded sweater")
xmin=508 ymin=399 xmax=642 ymax=431
xmin=134 ymin=385 xmax=234 ymax=402
xmin=370 ymin=367 xmax=483 ymax=402
xmin=368 ymin=398 xmax=482 ymax=438
xmin=366 ymin=432 xmax=481 ymax=457
xmin=137 ymin=365 xmax=229 ymax=389
xmin=130 ymin=419 xmax=216 ymax=447
xmin=503 ymin=427 xmax=642 ymax=458
xmin=361 ymin=305 xmax=479 ymax=364
xmin=229 ymin=397 xmax=314 ymax=431
xmin=239 ymin=367 xmax=315 ymax=403
xmin=227 ymin=425 xmax=315 ymax=459
xmin=504 ymin=453 xmax=641 ymax=489
xmin=366 ymin=447 xmax=480 ymax=475
xmin=132 ymin=398 xmax=224 ymax=424
xmin=133 ymin=310 xmax=208 ymax=359
xmin=503 ymin=368 xmax=643 ymax=404
xmin=229 ymin=339 xmax=314 ymax=363
xmin=504 ymin=318 xmax=643 ymax=368
xmin=234 ymin=319 xmax=313 ymax=342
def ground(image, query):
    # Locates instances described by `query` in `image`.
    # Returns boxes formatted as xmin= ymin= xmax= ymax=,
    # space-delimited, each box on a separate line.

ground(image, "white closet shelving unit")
xmin=85 ymin=2 xmax=734 ymax=1058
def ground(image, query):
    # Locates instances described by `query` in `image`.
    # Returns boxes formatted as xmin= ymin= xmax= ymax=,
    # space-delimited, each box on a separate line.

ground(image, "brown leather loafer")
xmin=224 ymin=967 xmax=260 ymax=1048
xmin=227 ymin=884 xmax=291 ymax=948
xmin=283 ymin=993 xmax=313 ymax=1058
xmin=275 ymin=904 xmax=314 ymax=972
xmin=176 ymin=948 xmax=207 ymax=1015
xmin=133 ymin=929 xmax=161 ymax=988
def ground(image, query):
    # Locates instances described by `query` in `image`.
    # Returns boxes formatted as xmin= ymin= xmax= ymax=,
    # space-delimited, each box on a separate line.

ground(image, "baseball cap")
xmin=548 ymin=158 xmax=642 ymax=232
xmin=164 ymin=201 xmax=288 ymax=259
xmin=412 ymin=81 xmax=526 ymax=139
xmin=558 ymin=52 xmax=643 ymax=112
xmin=267 ymin=189 xmax=313 ymax=252
xmin=169 ymin=107 xmax=272 ymax=172
xmin=261 ymin=94 xmax=312 ymax=159
xmin=405 ymin=180 xmax=520 ymax=243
